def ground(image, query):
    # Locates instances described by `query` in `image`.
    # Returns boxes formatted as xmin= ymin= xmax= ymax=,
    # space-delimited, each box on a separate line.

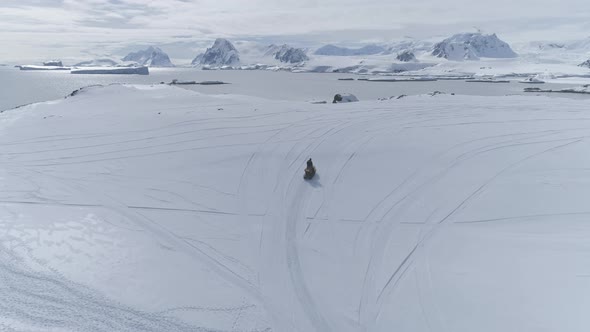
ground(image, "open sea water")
xmin=0 ymin=66 xmax=588 ymax=112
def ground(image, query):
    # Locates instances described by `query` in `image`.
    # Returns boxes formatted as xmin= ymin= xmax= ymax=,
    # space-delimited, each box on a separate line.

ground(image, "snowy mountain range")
xmin=15 ymin=32 xmax=590 ymax=77
xmin=432 ymin=33 xmax=517 ymax=61
xmin=122 ymin=46 xmax=174 ymax=67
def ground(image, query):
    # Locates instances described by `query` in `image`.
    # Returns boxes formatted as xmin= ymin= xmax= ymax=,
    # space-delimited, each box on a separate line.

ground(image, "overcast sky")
xmin=1 ymin=0 xmax=589 ymax=62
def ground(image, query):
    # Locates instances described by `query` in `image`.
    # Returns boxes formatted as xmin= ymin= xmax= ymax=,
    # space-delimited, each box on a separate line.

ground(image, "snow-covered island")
xmin=2 ymin=84 xmax=590 ymax=331
xmin=432 ymin=33 xmax=518 ymax=60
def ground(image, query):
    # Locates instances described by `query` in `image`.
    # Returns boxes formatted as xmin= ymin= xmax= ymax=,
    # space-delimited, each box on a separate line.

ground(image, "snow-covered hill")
xmin=432 ymin=33 xmax=518 ymax=61
xmin=2 ymin=84 xmax=590 ymax=331
xmin=122 ymin=46 xmax=174 ymax=67
xmin=192 ymin=38 xmax=240 ymax=67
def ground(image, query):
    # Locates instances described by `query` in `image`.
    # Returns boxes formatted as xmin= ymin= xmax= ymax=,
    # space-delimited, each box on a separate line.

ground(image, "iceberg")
xmin=71 ymin=66 xmax=149 ymax=75
xmin=18 ymin=65 xmax=70 ymax=71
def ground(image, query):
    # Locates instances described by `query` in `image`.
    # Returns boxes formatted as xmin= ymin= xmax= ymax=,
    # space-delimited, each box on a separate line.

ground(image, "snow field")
xmin=1 ymin=84 xmax=590 ymax=331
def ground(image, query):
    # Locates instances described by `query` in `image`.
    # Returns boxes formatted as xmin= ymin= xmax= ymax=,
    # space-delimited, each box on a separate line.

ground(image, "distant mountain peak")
xmin=192 ymin=38 xmax=240 ymax=67
xmin=122 ymin=46 xmax=174 ymax=67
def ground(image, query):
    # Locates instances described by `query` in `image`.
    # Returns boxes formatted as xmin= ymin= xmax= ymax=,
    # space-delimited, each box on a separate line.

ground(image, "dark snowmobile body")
xmin=304 ymin=166 xmax=316 ymax=180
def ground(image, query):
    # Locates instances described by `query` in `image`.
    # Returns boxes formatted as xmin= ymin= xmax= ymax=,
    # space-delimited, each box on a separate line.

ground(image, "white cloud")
xmin=0 ymin=0 xmax=588 ymax=62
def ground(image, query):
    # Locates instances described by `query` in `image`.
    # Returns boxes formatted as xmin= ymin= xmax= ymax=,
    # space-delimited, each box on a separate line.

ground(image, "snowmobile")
xmin=304 ymin=158 xmax=316 ymax=180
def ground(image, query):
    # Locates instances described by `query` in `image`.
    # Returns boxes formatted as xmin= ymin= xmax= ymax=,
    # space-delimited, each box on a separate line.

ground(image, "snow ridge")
xmin=314 ymin=44 xmax=386 ymax=56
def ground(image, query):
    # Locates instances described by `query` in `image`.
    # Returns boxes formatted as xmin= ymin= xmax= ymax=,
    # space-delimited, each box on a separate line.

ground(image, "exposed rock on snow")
xmin=305 ymin=65 xmax=333 ymax=73
xmin=396 ymin=51 xmax=417 ymax=62
xmin=314 ymin=44 xmax=386 ymax=56
xmin=367 ymin=77 xmax=437 ymax=82
xmin=519 ymin=76 xmax=545 ymax=84
xmin=524 ymin=84 xmax=590 ymax=94
xmin=122 ymin=46 xmax=174 ymax=67
xmin=387 ymin=40 xmax=433 ymax=54
xmin=388 ymin=63 xmax=435 ymax=73
xmin=535 ymin=43 xmax=566 ymax=50
xmin=71 ymin=66 xmax=149 ymax=75
xmin=465 ymin=77 xmax=510 ymax=83
xmin=266 ymin=44 xmax=308 ymax=63
xmin=432 ymin=33 xmax=517 ymax=61
xmin=43 ymin=60 xmax=63 ymax=67
xmin=332 ymin=93 xmax=359 ymax=103
xmin=169 ymin=79 xmax=228 ymax=85
xmin=192 ymin=39 xmax=240 ymax=67
xmin=578 ymin=59 xmax=590 ymax=68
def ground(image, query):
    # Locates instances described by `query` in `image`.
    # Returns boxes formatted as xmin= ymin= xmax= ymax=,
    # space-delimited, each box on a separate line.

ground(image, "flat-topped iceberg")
xmin=18 ymin=65 xmax=70 ymax=71
xmin=71 ymin=66 xmax=149 ymax=75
